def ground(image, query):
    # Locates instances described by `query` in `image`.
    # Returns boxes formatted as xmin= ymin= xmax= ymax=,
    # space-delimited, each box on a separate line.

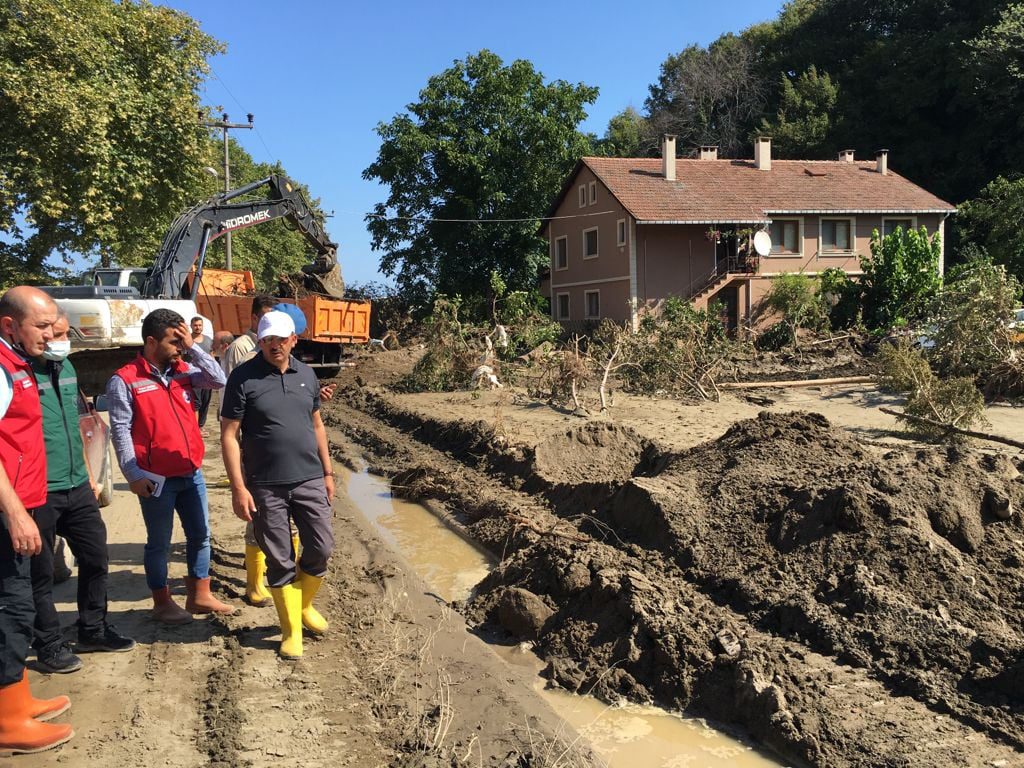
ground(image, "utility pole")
xmin=199 ymin=111 xmax=254 ymax=270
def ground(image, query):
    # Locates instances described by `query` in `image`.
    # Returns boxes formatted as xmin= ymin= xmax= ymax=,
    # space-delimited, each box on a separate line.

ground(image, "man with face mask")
xmin=107 ymin=308 xmax=233 ymax=624
xmin=0 ymin=286 xmax=75 ymax=755
xmin=28 ymin=311 xmax=135 ymax=674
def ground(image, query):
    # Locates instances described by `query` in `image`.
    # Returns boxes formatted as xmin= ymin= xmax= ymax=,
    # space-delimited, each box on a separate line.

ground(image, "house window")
xmin=768 ymin=219 xmax=800 ymax=255
xmin=583 ymin=227 xmax=598 ymax=259
xmin=556 ymin=292 xmax=570 ymax=321
xmin=585 ymin=290 xmax=600 ymax=319
xmin=883 ymin=218 xmax=915 ymax=236
xmin=617 ymin=219 xmax=627 ymax=246
xmin=578 ymin=185 xmax=586 ymax=208
xmin=589 ymin=181 xmax=597 ymax=205
xmin=554 ymin=236 xmax=568 ymax=270
xmin=821 ymin=218 xmax=854 ymax=252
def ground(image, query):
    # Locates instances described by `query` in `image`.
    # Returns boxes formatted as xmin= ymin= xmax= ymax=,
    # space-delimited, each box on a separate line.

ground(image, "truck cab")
xmin=91 ymin=268 xmax=148 ymax=292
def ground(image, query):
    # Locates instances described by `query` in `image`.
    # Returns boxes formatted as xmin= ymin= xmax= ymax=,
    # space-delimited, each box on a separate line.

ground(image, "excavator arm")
xmin=143 ymin=174 xmax=345 ymax=300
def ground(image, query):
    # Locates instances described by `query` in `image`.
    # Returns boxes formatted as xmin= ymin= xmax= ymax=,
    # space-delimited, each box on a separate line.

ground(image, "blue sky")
xmin=160 ymin=0 xmax=780 ymax=288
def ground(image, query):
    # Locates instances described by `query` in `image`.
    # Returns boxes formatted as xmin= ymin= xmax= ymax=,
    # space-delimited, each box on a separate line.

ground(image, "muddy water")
xmin=344 ymin=468 xmax=787 ymax=768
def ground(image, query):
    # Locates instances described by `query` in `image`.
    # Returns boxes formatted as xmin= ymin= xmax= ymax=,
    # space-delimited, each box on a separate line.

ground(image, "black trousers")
xmin=0 ymin=511 xmax=35 ymax=686
xmin=196 ymin=387 xmax=212 ymax=428
xmin=30 ymin=482 xmax=109 ymax=652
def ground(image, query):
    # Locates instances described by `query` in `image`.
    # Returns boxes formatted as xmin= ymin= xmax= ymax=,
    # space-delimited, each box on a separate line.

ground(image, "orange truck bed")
xmin=190 ymin=269 xmax=371 ymax=344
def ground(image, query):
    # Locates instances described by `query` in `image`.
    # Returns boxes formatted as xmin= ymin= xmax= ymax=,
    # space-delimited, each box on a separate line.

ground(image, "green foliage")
xmin=956 ymin=176 xmax=1024 ymax=283
xmin=925 ymin=256 xmax=1022 ymax=381
xmin=0 ymin=0 xmax=223 ymax=272
xmin=763 ymin=272 xmax=826 ymax=345
xmin=744 ymin=0 xmax=1024 ymax=203
xmin=594 ymin=107 xmax=646 ymax=158
xmin=619 ymin=297 xmax=736 ymax=400
xmin=497 ymin=290 xmax=561 ymax=355
xmin=758 ymin=66 xmax=838 ymax=158
xmin=645 ymin=35 xmax=766 ymax=158
xmin=876 ymin=341 xmax=986 ymax=439
xmin=400 ymin=297 xmax=481 ymax=392
xmin=860 ymin=227 xmax=942 ymax=331
xmin=364 ymin=50 xmax=598 ymax=308
xmin=818 ymin=267 xmax=862 ymax=330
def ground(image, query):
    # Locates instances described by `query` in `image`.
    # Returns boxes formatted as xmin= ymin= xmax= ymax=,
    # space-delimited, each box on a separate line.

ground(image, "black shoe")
xmin=77 ymin=623 xmax=136 ymax=653
xmin=36 ymin=643 xmax=83 ymax=673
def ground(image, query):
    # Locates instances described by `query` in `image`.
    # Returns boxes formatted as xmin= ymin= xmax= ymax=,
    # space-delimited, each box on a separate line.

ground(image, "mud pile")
xmin=469 ymin=411 xmax=1024 ymax=764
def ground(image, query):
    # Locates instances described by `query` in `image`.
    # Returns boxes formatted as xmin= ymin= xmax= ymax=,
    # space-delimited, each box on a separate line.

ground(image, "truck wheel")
xmin=316 ymin=366 xmax=341 ymax=379
xmin=97 ymin=445 xmax=114 ymax=508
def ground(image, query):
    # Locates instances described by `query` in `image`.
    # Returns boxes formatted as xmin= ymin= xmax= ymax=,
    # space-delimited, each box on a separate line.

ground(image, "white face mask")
xmin=42 ymin=339 xmax=71 ymax=361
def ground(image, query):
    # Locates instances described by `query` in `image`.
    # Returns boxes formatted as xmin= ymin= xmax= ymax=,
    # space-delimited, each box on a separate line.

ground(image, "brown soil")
xmin=18 ymin=392 xmax=598 ymax=768
xmin=321 ymin=347 xmax=1024 ymax=767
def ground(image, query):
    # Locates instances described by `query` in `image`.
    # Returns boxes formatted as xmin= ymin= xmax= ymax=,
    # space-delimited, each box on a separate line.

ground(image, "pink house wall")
xmin=547 ymin=166 xmax=632 ymax=324
xmin=547 ymin=166 xmax=946 ymax=327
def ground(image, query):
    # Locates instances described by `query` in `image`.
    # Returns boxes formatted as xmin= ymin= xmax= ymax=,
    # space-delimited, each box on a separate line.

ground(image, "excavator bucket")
xmin=301 ymin=260 xmax=346 ymax=299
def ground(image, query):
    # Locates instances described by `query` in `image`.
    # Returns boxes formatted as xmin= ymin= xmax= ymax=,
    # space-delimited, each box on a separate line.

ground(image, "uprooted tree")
xmin=925 ymin=255 xmax=1024 ymax=399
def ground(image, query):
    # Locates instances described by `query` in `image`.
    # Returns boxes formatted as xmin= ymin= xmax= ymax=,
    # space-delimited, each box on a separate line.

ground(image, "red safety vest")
xmin=115 ymin=355 xmax=205 ymax=478
xmin=0 ymin=342 xmax=48 ymax=509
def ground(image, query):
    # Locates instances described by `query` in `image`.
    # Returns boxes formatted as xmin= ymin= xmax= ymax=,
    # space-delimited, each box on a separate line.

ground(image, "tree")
xmin=860 ymin=227 xmax=942 ymax=331
xmin=763 ymin=272 xmax=826 ymax=346
xmin=645 ymin=35 xmax=766 ymax=157
xmin=363 ymin=50 xmax=597 ymax=314
xmin=956 ymin=175 xmax=1024 ymax=282
xmin=746 ymin=0 xmax=1023 ymax=202
xmin=594 ymin=107 xmax=647 ymax=158
xmin=0 ymin=0 xmax=223 ymax=273
xmin=925 ymin=255 xmax=1022 ymax=384
xmin=758 ymin=66 xmax=839 ymax=159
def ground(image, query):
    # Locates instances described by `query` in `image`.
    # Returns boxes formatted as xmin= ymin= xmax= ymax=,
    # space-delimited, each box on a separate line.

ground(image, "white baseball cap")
xmin=257 ymin=310 xmax=296 ymax=341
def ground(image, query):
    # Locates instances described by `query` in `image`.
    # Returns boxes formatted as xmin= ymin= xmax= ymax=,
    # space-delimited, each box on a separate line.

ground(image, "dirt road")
xmin=20 ymin=421 xmax=591 ymax=767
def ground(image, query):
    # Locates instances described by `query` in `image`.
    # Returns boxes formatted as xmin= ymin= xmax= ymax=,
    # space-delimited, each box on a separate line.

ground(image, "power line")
xmin=207 ymin=63 xmax=276 ymax=160
xmin=358 ymin=209 xmax=621 ymax=224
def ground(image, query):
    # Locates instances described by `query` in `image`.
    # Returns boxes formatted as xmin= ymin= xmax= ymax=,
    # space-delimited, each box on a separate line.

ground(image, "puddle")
xmin=345 ymin=467 xmax=492 ymax=603
xmin=344 ymin=467 xmax=788 ymax=768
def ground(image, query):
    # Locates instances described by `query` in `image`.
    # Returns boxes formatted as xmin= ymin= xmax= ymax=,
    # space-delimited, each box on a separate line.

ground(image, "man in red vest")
xmin=107 ymin=308 xmax=234 ymax=624
xmin=0 ymin=286 xmax=74 ymax=755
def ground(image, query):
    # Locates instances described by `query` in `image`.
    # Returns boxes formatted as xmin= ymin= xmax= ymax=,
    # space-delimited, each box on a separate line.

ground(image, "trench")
xmin=343 ymin=467 xmax=788 ymax=768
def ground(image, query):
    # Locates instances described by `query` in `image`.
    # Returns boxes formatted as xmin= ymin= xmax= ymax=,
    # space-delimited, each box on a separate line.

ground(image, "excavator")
xmin=43 ymin=175 xmax=370 ymax=507
xmin=46 ymin=174 xmax=369 ymax=392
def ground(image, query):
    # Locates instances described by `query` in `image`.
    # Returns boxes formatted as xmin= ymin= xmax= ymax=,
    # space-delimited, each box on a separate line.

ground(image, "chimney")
xmin=662 ymin=135 xmax=677 ymax=181
xmin=754 ymin=136 xmax=772 ymax=171
xmin=876 ymin=149 xmax=889 ymax=175
xmin=698 ymin=145 xmax=718 ymax=161
xmin=838 ymin=149 xmax=855 ymax=163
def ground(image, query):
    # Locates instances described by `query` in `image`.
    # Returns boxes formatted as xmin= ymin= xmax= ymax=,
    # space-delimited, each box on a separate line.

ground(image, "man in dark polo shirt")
xmin=219 ymin=310 xmax=335 ymax=660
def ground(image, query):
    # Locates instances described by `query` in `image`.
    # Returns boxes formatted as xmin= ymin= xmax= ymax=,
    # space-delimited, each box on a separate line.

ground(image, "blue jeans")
xmin=138 ymin=470 xmax=211 ymax=591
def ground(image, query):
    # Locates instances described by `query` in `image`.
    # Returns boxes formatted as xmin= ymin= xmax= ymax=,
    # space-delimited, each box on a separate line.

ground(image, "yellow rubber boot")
xmin=269 ymin=583 xmax=303 ymax=660
xmin=244 ymin=546 xmax=272 ymax=607
xmin=291 ymin=533 xmax=300 ymax=559
xmin=297 ymin=570 xmax=328 ymax=635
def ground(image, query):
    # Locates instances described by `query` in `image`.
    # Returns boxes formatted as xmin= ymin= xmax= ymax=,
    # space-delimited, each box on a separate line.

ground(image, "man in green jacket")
xmin=29 ymin=312 xmax=135 ymax=673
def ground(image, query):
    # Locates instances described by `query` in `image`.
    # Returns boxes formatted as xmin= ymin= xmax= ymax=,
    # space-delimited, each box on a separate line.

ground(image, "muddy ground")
xmin=20 ymin=393 xmax=597 ymax=768
xmin=22 ymin=344 xmax=1024 ymax=767
xmin=321 ymin=347 xmax=1024 ymax=767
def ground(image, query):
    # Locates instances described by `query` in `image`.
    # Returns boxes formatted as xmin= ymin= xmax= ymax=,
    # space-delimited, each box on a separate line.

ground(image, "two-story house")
xmin=542 ymin=136 xmax=955 ymax=330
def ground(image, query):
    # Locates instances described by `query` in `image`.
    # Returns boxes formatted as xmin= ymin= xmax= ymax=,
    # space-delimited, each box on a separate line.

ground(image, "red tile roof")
xmin=571 ymin=157 xmax=955 ymax=225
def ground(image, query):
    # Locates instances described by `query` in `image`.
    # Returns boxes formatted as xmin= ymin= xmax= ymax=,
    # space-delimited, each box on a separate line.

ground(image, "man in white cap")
xmin=219 ymin=310 xmax=335 ymax=660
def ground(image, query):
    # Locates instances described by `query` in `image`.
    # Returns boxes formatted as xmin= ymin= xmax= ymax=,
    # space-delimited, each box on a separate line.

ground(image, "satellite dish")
xmin=753 ymin=230 xmax=772 ymax=257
